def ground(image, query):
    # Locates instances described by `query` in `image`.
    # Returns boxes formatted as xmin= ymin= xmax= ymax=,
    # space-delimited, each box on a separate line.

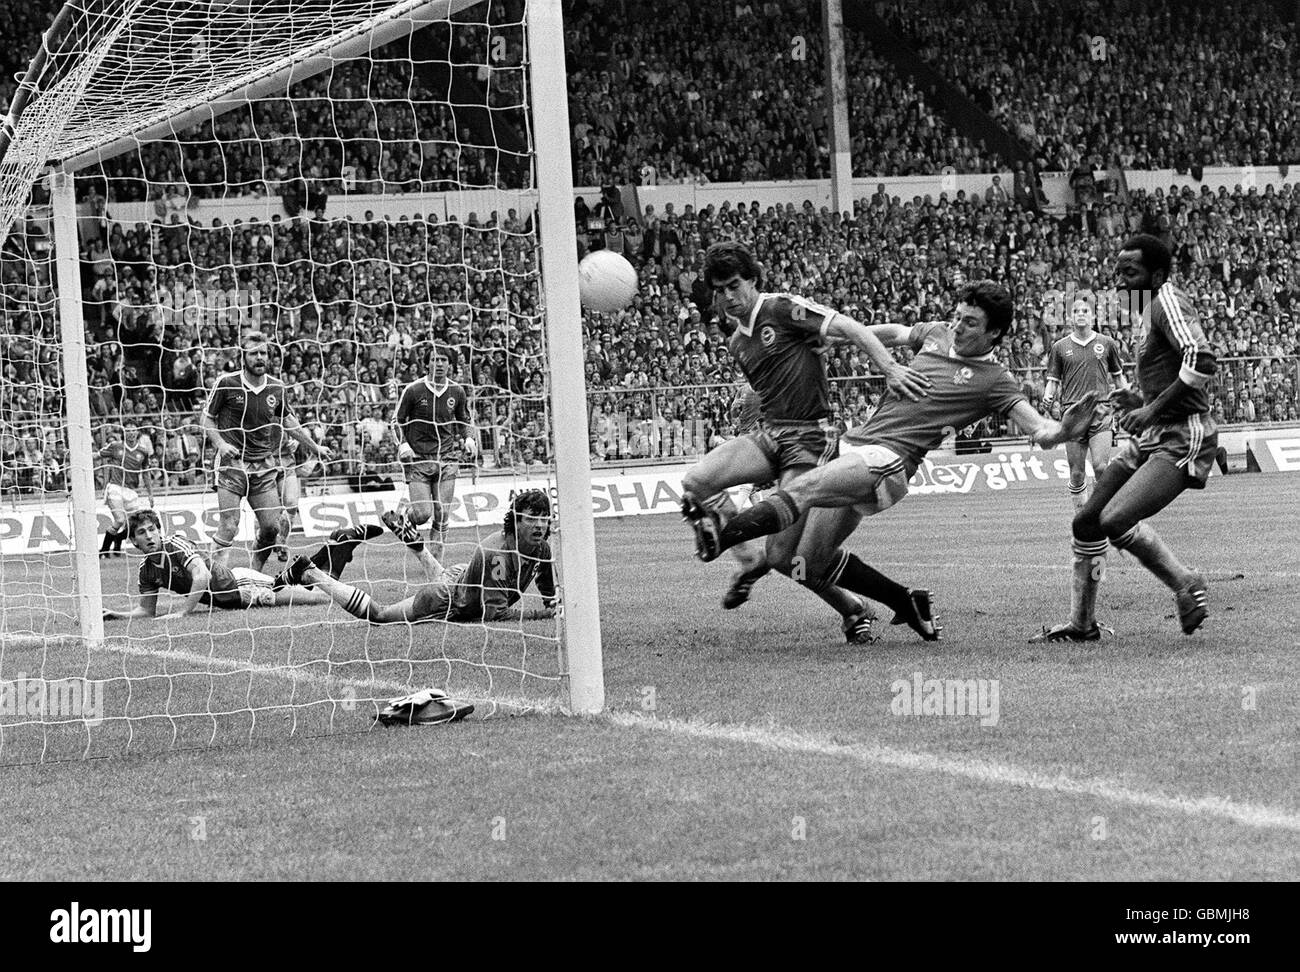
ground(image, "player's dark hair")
xmin=958 ymin=281 xmax=1014 ymax=342
xmin=504 ymin=489 xmax=550 ymax=536
xmin=426 ymin=341 xmax=457 ymax=370
xmin=1120 ymin=233 xmax=1173 ymax=278
xmin=704 ymin=241 xmax=762 ymax=289
xmin=127 ymin=508 xmax=161 ymax=536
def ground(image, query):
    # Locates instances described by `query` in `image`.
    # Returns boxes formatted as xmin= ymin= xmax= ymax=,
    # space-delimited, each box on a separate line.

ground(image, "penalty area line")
xmin=608 ymin=712 xmax=1300 ymax=833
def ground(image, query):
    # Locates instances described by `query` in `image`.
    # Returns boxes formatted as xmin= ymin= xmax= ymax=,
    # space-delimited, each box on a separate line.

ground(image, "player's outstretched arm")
xmin=104 ymin=592 xmax=159 ymax=621
xmin=1011 ymin=393 xmax=1100 ymax=449
xmin=156 ymin=562 xmax=214 ymax=620
xmin=825 ymin=318 xmax=931 ymax=401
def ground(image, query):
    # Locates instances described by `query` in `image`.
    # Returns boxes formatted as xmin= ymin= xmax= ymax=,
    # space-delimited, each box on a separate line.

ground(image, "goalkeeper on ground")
xmin=285 ymin=490 xmax=557 ymax=624
xmin=104 ymin=508 xmax=380 ymax=622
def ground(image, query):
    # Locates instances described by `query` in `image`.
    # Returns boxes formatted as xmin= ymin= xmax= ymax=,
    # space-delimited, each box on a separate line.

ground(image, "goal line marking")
xmin=609 ymin=712 xmax=1300 ymax=833
xmin=0 ymin=634 xmax=562 ymax=716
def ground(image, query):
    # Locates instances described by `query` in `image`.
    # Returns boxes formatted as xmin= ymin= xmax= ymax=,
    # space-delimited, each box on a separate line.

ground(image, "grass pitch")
xmin=1 ymin=473 xmax=1297 ymax=880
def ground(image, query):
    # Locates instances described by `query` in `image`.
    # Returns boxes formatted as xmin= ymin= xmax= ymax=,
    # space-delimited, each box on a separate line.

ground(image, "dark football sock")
xmin=716 ymin=491 xmax=800 ymax=552
xmin=835 ymin=554 xmax=913 ymax=616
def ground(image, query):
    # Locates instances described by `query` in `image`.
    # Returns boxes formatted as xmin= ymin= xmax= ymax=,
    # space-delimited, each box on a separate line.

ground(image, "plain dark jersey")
xmin=395 ymin=379 xmax=471 ymax=460
xmin=726 ymin=294 xmax=836 ymax=422
xmin=205 ymin=374 xmax=291 ymax=462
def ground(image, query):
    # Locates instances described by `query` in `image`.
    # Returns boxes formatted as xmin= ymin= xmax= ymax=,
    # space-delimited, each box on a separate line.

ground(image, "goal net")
xmin=0 ymin=0 xmax=602 ymax=764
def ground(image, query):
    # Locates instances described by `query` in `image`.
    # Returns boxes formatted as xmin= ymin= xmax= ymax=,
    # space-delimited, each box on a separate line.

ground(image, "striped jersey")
xmin=845 ymin=322 xmax=1025 ymax=473
xmin=100 ymin=434 xmax=153 ymax=489
xmin=726 ymin=294 xmax=836 ymax=422
xmin=1135 ymin=282 xmax=1215 ymax=421
xmin=395 ymin=378 xmax=471 ymax=460
xmin=1046 ymin=332 xmax=1124 ymax=405
xmin=138 ymin=534 xmax=210 ymax=597
xmin=205 ymin=373 xmax=291 ymax=462
xmin=429 ymin=532 xmax=555 ymax=622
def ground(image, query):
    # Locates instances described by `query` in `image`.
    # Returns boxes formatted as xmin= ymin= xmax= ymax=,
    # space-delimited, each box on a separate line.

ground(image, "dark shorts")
xmin=1064 ymin=402 xmax=1114 ymax=445
xmin=1111 ymin=414 xmax=1219 ymax=489
xmin=404 ymin=458 xmax=459 ymax=493
xmin=217 ymin=457 xmax=284 ymax=501
xmin=751 ymin=420 xmax=839 ymax=474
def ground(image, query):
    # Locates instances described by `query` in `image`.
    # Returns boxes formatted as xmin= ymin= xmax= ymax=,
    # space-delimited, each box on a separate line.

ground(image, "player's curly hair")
xmin=704 ymin=241 xmax=762 ymax=289
xmin=957 ymin=281 xmax=1014 ymax=343
xmin=504 ymin=489 xmax=551 ymax=536
xmin=1120 ymin=233 xmax=1173 ymax=278
xmin=126 ymin=508 xmax=161 ymax=536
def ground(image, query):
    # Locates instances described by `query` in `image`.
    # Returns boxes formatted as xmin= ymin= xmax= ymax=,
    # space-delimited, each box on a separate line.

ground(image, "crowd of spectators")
xmin=885 ymin=0 xmax=1299 ymax=176
xmin=565 ymin=0 xmax=993 ymax=186
xmin=576 ymin=178 xmax=1300 ymax=460
xmin=2 ymin=174 xmax=1298 ymax=494
xmin=1 ymin=2 xmax=1298 ymax=495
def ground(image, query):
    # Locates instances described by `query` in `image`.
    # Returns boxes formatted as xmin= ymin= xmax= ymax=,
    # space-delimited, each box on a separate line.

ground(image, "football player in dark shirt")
xmin=97 ymin=418 xmax=155 ymax=556
xmin=103 ymin=508 xmax=379 ymax=622
xmin=201 ymin=332 xmax=334 ymax=573
xmin=694 ymin=283 xmax=1097 ymax=642
xmin=1033 ymin=235 xmax=1217 ymax=641
xmin=290 ymin=490 xmax=556 ymax=625
xmin=680 ymin=242 xmax=929 ymax=643
xmin=1041 ymin=295 xmax=1129 ymax=509
xmin=383 ymin=343 xmax=477 ymax=579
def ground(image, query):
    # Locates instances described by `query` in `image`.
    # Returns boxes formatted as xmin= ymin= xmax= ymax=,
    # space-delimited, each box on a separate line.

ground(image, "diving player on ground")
xmin=692 ymin=282 xmax=1097 ymax=641
xmin=102 ymin=508 xmax=380 ymax=622
xmin=1042 ymin=295 xmax=1129 ymax=508
xmin=1031 ymin=234 xmax=1216 ymax=641
xmin=291 ymin=490 xmax=556 ymax=625
xmin=680 ymin=242 xmax=929 ymax=643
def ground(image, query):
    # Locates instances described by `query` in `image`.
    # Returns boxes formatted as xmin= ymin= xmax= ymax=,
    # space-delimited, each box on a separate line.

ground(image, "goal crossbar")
xmin=57 ymin=0 xmax=483 ymax=173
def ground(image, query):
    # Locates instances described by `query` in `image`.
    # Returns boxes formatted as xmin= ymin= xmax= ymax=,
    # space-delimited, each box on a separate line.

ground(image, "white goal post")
xmin=0 ymin=0 xmax=603 ymax=759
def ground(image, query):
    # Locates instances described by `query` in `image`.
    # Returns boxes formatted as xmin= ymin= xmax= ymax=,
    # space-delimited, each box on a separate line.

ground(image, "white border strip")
xmin=610 ymin=713 xmax=1300 ymax=833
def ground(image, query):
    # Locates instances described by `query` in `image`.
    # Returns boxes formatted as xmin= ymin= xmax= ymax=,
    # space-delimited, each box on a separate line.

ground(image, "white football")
xmin=578 ymin=250 xmax=639 ymax=313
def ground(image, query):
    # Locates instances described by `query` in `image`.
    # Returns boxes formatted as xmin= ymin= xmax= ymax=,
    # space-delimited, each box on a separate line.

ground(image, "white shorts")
xmin=837 ymin=442 xmax=911 ymax=517
xmin=231 ymin=567 xmax=278 ymax=607
xmin=104 ymin=483 xmax=143 ymax=514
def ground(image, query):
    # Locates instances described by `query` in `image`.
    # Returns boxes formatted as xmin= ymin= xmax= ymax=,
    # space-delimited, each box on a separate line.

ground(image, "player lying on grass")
xmin=103 ymin=508 xmax=381 ymax=622
xmin=284 ymin=489 xmax=557 ymax=625
xmin=691 ymin=282 xmax=1097 ymax=641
